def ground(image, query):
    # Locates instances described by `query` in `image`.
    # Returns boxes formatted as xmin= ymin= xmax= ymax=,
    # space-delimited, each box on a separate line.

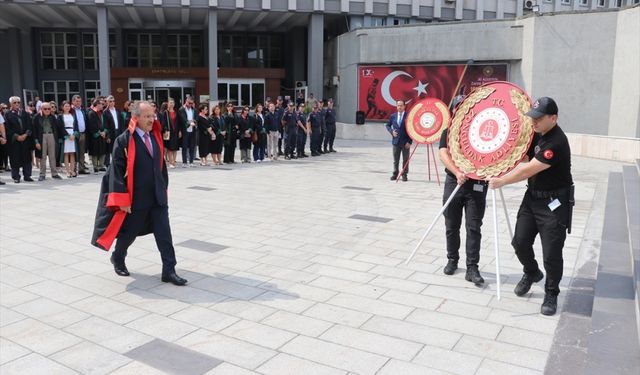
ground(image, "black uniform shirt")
xmin=526 ymin=124 xmax=573 ymax=191
xmin=297 ymin=112 xmax=306 ymax=127
xmin=325 ymin=108 xmax=336 ymax=124
xmin=283 ymin=111 xmax=297 ymax=129
xmin=438 ymin=128 xmax=456 ymax=178
xmin=308 ymin=112 xmax=321 ymax=129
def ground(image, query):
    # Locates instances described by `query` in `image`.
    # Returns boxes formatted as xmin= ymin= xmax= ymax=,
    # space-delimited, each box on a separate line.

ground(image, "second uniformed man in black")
xmin=307 ymin=105 xmax=323 ymax=156
xmin=438 ymin=127 xmax=488 ymax=285
xmin=324 ymin=99 xmax=337 ymax=153
xmin=489 ymin=97 xmax=573 ymax=316
xmin=282 ymin=102 xmax=298 ymax=160
xmin=296 ymin=104 xmax=308 ymax=158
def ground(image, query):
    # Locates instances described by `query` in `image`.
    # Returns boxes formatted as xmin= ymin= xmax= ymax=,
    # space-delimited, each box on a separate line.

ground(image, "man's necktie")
xmin=143 ymin=133 xmax=152 ymax=155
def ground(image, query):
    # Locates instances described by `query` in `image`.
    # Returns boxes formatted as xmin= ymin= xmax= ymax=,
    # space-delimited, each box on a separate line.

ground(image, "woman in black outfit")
xmin=252 ymin=103 xmax=267 ymax=162
xmin=159 ymin=98 xmax=180 ymax=168
xmin=210 ymin=105 xmax=224 ymax=165
xmin=196 ymin=103 xmax=213 ymax=166
xmin=238 ymin=106 xmax=253 ymax=163
xmin=222 ymin=102 xmax=238 ymax=164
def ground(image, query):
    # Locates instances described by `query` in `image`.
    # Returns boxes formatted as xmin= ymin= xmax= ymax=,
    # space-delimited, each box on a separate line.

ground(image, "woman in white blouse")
xmin=59 ymin=101 xmax=79 ymax=177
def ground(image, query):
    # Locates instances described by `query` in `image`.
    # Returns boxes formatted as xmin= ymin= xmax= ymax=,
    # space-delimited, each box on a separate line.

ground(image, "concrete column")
xmin=7 ymin=28 xmax=24 ymax=95
xmin=455 ymin=0 xmax=463 ymax=20
xmin=96 ymin=6 xmax=111 ymax=95
xmin=496 ymin=0 xmax=505 ymax=19
xmin=208 ymin=8 xmax=218 ymax=100
xmin=434 ymin=0 xmax=442 ymax=19
xmin=516 ymin=0 xmax=524 ymax=17
xmin=476 ymin=0 xmax=484 ymax=20
xmin=307 ymin=13 xmax=324 ymax=100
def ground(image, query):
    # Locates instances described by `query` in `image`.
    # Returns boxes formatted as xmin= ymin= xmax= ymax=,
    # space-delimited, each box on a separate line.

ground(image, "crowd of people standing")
xmin=0 ymin=93 xmax=338 ymax=185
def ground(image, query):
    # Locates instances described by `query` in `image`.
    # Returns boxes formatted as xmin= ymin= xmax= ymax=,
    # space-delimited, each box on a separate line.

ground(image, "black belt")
xmin=528 ymin=186 xmax=571 ymax=199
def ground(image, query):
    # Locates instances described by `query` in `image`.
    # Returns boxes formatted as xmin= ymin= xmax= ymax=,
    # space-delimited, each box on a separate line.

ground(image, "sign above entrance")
xmin=358 ymin=63 xmax=508 ymax=121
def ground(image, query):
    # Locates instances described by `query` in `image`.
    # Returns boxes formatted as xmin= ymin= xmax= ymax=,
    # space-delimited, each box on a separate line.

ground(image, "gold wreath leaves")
xmin=449 ymin=87 xmax=533 ymax=179
xmin=449 ymin=87 xmax=495 ymax=174
xmin=475 ymin=89 xmax=533 ymax=178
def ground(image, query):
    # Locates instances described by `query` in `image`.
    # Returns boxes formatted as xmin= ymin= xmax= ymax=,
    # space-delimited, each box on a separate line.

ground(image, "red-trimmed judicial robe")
xmin=91 ymin=118 xmax=167 ymax=251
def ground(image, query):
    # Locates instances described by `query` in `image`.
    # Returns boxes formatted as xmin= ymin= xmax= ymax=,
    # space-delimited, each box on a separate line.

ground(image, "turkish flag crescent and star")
xmin=358 ymin=64 xmax=508 ymax=121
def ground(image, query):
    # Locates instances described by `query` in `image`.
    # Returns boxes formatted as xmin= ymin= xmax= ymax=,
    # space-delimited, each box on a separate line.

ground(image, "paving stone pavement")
xmin=0 ymin=140 xmax=628 ymax=375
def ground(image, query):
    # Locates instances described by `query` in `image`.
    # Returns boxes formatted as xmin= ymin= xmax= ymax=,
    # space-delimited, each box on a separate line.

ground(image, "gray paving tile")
xmin=125 ymin=339 xmax=223 ymax=375
xmin=348 ymin=214 xmax=393 ymax=223
xmin=342 ymin=186 xmax=373 ymax=191
xmin=176 ymin=239 xmax=229 ymax=253
xmin=187 ymin=186 xmax=217 ymax=191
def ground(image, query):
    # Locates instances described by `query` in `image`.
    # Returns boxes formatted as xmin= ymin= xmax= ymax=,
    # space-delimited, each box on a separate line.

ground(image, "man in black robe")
xmin=4 ymin=96 xmax=34 ymax=183
xmin=91 ymin=101 xmax=187 ymax=286
xmin=86 ymin=97 xmax=108 ymax=173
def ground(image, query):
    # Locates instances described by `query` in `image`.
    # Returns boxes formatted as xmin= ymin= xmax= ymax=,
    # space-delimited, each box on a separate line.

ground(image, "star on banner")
xmin=413 ymin=81 xmax=429 ymax=96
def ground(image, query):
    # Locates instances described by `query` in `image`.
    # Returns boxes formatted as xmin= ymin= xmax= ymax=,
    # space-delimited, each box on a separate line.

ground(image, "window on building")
xmin=597 ymin=0 xmax=605 ymax=6
xmin=372 ymin=17 xmax=386 ymax=26
xmin=40 ymin=32 xmax=78 ymax=70
xmin=561 ymin=0 xmax=571 ymax=4
xmin=84 ymin=81 xmax=101 ymax=104
xmin=218 ymin=34 xmax=282 ymax=69
xmin=579 ymin=0 xmax=588 ymax=5
xmin=217 ymin=80 xmax=265 ymax=107
xmin=167 ymin=33 xmax=203 ymax=68
xmin=393 ymin=18 xmax=410 ymax=25
xmin=126 ymin=33 xmax=162 ymax=68
xmin=42 ymin=80 xmax=80 ymax=104
xmin=82 ymin=33 xmax=117 ymax=70
xmin=615 ymin=0 xmax=622 ymax=6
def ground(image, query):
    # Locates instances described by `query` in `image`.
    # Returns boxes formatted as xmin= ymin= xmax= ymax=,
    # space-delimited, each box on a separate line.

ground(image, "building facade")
xmin=1 ymin=0 xmax=638 ymax=136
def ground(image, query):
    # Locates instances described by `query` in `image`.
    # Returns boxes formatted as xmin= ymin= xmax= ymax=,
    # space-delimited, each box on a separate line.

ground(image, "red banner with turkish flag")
xmin=358 ymin=64 xmax=508 ymax=120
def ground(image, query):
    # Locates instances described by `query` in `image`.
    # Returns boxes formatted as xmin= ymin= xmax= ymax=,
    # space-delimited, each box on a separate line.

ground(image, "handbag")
xmin=251 ymin=131 xmax=258 ymax=143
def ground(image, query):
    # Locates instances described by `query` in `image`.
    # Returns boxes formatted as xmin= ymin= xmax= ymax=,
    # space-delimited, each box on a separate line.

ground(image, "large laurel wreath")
xmin=449 ymin=87 xmax=533 ymax=179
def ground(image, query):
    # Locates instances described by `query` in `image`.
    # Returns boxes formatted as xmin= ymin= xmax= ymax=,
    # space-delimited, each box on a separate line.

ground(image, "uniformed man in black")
xmin=324 ymin=99 xmax=337 ymax=153
xmin=307 ymin=105 xmax=322 ymax=156
xmin=317 ymin=99 xmax=326 ymax=154
xmin=296 ymin=104 xmax=308 ymax=158
xmin=439 ymin=127 xmax=488 ymax=286
xmin=282 ymin=102 xmax=298 ymax=160
xmin=489 ymin=97 xmax=573 ymax=316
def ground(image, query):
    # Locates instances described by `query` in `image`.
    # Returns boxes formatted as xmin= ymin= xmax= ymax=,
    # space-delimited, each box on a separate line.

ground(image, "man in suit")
xmin=103 ymin=95 xmax=125 ymax=168
xmin=4 ymin=96 xmax=35 ymax=183
xmin=72 ymin=95 xmax=89 ymax=174
xmin=177 ymin=97 xmax=197 ymax=167
xmin=91 ymin=101 xmax=187 ymax=286
xmin=385 ymin=100 xmax=412 ymax=181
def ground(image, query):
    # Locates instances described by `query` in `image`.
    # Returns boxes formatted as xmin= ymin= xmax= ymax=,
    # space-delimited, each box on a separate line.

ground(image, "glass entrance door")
xmin=217 ymin=79 xmax=265 ymax=108
xmin=129 ymin=79 xmax=196 ymax=107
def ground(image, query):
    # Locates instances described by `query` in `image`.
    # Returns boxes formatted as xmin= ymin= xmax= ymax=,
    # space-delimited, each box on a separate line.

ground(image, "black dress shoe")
xmin=390 ymin=174 xmax=398 ymax=181
xmin=514 ymin=269 xmax=544 ymax=296
xmin=443 ymin=259 xmax=458 ymax=275
xmin=38 ymin=176 xmax=46 ymax=181
xmin=402 ymin=175 xmax=408 ymax=182
xmin=24 ymin=177 xmax=34 ymax=182
xmin=52 ymin=175 xmax=62 ymax=180
xmin=541 ymin=294 xmax=558 ymax=316
xmin=465 ymin=265 xmax=485 ymax=285
xmin=161 ymin=272 xmax=187 ymax=286
xmin=99 ymin=167 xmax=107 ymax=172
xmin=13 ymin=179 xmax=20 ymax=183
xmin=110 ymin=255 xmax=130 ymax=277
xmin=79 ymin=170 xmax=89 ymax=175
xmin=0 ymin=180 xmax=5 ymax=185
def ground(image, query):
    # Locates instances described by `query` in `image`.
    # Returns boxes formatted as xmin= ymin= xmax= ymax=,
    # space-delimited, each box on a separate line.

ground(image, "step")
xmin=584 ymin=172 xmax=640 ymax=375
xmin=622 ymin=165 xmax=640 ymax=340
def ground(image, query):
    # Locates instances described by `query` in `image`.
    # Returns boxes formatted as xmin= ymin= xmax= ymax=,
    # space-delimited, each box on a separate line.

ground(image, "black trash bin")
xmin=355 ymin=111 xmax=365 ymax=125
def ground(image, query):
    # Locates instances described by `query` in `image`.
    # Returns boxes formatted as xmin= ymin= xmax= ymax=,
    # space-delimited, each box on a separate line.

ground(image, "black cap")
xmin=526 ymin=97 xmax=558 ymax=119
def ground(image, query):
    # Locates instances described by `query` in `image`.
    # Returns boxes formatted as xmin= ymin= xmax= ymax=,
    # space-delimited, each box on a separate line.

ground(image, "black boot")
xmin=465 ymin=265 xmax=484 ymax=285
xmin=514 ymin=269 xmax=544 ymax=296
xmin=443 ymin=259 xmax=458 ymax=275
xmin=541 ymin=293 xmax=558 ymax=316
